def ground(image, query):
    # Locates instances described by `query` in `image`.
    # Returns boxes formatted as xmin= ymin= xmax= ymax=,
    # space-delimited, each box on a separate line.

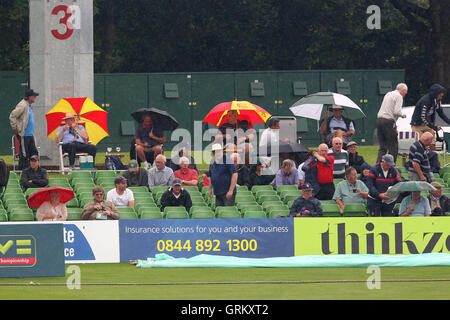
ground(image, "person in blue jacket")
xmin=289 ymin=183 xmax=323 ymax=217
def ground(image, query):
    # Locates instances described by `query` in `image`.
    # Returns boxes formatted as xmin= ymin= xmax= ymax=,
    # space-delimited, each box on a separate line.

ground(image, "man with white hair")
xmin=147 ymin=154 xmax=174 ymax=191
xmin=376 ymin=83 xmax=408 ymax=163
xmin=173 ymin=156 xmax=199 ymax=187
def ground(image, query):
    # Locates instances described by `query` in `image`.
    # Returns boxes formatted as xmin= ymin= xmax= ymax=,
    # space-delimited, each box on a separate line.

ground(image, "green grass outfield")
xmin=1 ymin=264 xmax=449 ymax=300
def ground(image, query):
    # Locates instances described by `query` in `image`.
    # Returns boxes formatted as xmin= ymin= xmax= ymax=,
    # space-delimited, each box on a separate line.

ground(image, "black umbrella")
xmin=131 ymin=107 xmax=179 ymax=131
xmin=259 ymin=140 xmax=309 ymax=155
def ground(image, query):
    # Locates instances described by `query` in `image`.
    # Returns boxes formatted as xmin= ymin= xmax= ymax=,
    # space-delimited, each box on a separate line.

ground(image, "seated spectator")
xmin=81 ymin=186 xmax=119 ymax=220
xmin=170 ymin=146 xmax=198 ymax=172
xmin=174 ymin=156 xmax=199 ymax=187
xmin=122 ymin=159 xmax=148 ymax=187
xmin=231 ymin=153 xmax=250 ymax=188
xmin=346 ymin=141 xmax=367 ymax=173
xmin=134 ymin=113 xmax=165 ymax=170
xmin=160 ymin=178 xmax=192 ymax=213
xmin=106 ymin=176 xmax=135 ymax=208
xmin=328 ymin=137 xmax=349 ymax=179
xmin=289 ymin=183 xmax=323 ymax=217
xmin=319 ymin=104 xmax=355 ymax=147
xmin=333 ymin=167 xmax=369 ymax=214
xmin=427 ymin=149 xmax=441 ymax=174
xmin=249 ymin=158 xmax=275 ymax=188
xmin=399 ymin=191 xmax=431 ymax=217
xmin=36 ymin=190 xmax=67 ymax=221
xmin=148 ymin=154 xmax=175 ymax=192
xmin=21 ymin=155 xmax=48 ymax=190
xmin=302 ymin=143 xmax=334 ymax=200
xmin=54 ymin=112 xmax=97 ymax=169
xmin=427 ymin=181 xmax=450 ymax=216
xmin=358 ymin=162 xmax=372 ymax=188
xmin=274 ymin=159 xmax=300 ymax=190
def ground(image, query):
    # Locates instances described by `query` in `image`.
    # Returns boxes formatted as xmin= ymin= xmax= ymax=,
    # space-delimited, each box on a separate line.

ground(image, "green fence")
xmin=0 ymin=69 xmax=404 ymax=155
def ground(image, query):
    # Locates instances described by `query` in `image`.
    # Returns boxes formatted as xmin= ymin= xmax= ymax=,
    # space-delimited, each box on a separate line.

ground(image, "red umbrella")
xmin=202 ymin=100 xmax=271 ymax=127
xmin=27 ymin=187 xmax=75 ymax=208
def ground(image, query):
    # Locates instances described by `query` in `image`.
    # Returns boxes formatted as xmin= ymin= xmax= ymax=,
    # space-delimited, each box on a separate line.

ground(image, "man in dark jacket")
xmin=347 ymin=141 xmax=366 ymax=173
xmin=289 ymin=183 xmax=323 ymax=217
xmin=122 ymin=160 xmax=149 ymax=187
xmin=410 ymin=83 xmax=447 ymax=148
xmin=428 ymin=182 xmax=450 ymax=216
xmin=160 ymin=178 xmax=192 ymax=213
xmin=20 ymin=155 xmax=48 ymax=190
xmin=366 ymin=154 xmax=402 ymax=216
xmin=231 ymin=153 xmax=251 ymax=188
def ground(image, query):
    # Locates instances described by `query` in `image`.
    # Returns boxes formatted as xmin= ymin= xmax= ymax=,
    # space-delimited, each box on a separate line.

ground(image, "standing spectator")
xmin=298 ymin=151 xmax=313 ymax=187
xmin=399 ymin=191 xmax=431 ymax=217
xmin=428 ymin=182 xmax=450 ymax=216
xmin=173 ymin=156 xmax=199 ymax=187
xmin=274 ymin=159 xmax=300 ymax=190
xmin=366 ymin=154 xmax=402 ymax=216
xmin=20 ymin=155 xmax=48 ymax=191
xmin=333 ymin=167 xmax=369 ymax=214
xmin=81 ymin=186 xmax=120 ymax=220
xmin=106 ymin=176 xmax=135 ymax=208
xmin=135 ymin=113 xmax=165 ymax=170
xmin=376 ymin=83 xmax=408 ymax=163
xmin=207 ymin=144 xmax=238 ymax=207
xmin=160 ymin=178 xmax=192 ymax=213
xmin=407 ymin=132 xmax=434 ymax=182
xmin=54 ymin=112 xmax=97 ymax=169
xmin=122 ymin=159 xmax=148 ymax=187
xmin=289 ymin=183 xmax=322 ymax=217
xmin=358 ymin=162 xmax=372 ymax=188
xmin=260 ymin=117 xmax=282 ymax=147
xmin=328 ymin=137 xmax=349 ymax=179
xmin=410 ymin=83 xmax=448 ymax=148
xmin=347 ymin=141 xmax=367 ymax=173
xmin=302 ymin=143 xmax=335 ymax=200
xmin=9 ymin=89 xmax=39 ymax=170
xmin=147 ymin=154 xmax=175 ymax=192
xmin=231 ymin=153 xmax=251 ymax=188
xmin=319 ymin=104 xmax=355 ymax=146
xmin=427 ymin=149 xmax=441 ymax=174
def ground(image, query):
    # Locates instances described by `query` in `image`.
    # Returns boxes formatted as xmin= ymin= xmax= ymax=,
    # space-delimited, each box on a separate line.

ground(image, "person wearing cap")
xmin=427 ymin=182 xmax=450 ymax=216
xmin=122 ymin=159 xmax=148 ymax=187
xmin=366 ymin=154 xmax=402 ymax=216
xmin=160 ymin=178 xmax=192 ymax=213
xmin=376 ymin=83 xmax=408 ymax=163
xmin=206 ymin=143 xmax=238 ymax=206
xmin=106 ymin=176 xmax=135 ymax=208
xmin=289 ymin=183 xmax=322 ymax=217
xmin=333 ymin=167 xmax=369 ymax=214
xmin=20 ymin=155 xmax=48 ymax=191
xmin=81 ymin=185 xmax=120 ymax=220
xmin=347 ymin=141 xmax=367 ymax=174
xmin=147 ymin=154 xmax=174 ymax=192
xmin=173 ymin=156 xmax=199 ymax=187
xmin=9 ymin=89 xmax=40 ymax=169
xmin=55 ymin=112 xmax=97 ymax=169
xmin=406 ymin=131 xmax=434 ymax=182
xmin=319 ymin=104 xmax=355 ymax=147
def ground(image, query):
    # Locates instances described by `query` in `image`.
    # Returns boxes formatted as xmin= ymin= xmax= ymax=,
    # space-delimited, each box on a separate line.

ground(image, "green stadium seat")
xmin=251 ymin=185 xmax=274 ymax=194
xmin=128 ymin=186 xmax=150 ymax=194
xmin=69 ymin=171 xmax=92 ymax=181
xmin=66 ymin=208 xmax=82 ymax=220
xmin=266 ymin=205 xmax=289 ymax=215
xmin=276 ymin=185 xmax=299 ymax=194
xmin=215 ymin=206 xmax=241 ymax=218
xmin=23 ymin=187 xmax=41 ymax=199
xmin=236 ymin=185 xmax=248 ymax=192
xmin=257 ymin=195 xmax=281 ymax=204
xmin=152 ymin=186 xmax=170 ymax=197
xmin=94 ymin=170 xmax=117 ymax=183
xmin=191 ymin=209 xmax=215 ymax=219
xmin=5 ymin=198 xmax=27 ymax=209
xmin=0 ymin=213 xmax=8 ymax=221
xmin=3 ymin=193 xmax=26 ymax=201
xmin=343 ymin=203 xmax=367 ymax=217
xmin=322 ymin=203 xmax=341 ymax=217
xmin=261 ymin=200 xmax=284 ymax=210
xmin=47 ymin=178 xmax=70 ymax=187
xmin=164 ymin=207 xmax=189 ymax=219
xmin=243 ymin=211 xmax=266 ymax=218
xmin=64 ymin=198 xmax=79 ymax=208
xmin=140 ymin=211 xmax=163 ymax=219
xmin=118 ymin=207 xmax=138 ymax=219
xmin=10 ymin=211 xmax=34 ymax=221
xmin=183 ymin=186 xmax=200 ymax=193
xmin=440 ymin=167 xmax=450 ymax=178
xmin=239 ymin=204 xmax=264 ymax=214
xmin=268 ymin=209 xmax=290 ymax=218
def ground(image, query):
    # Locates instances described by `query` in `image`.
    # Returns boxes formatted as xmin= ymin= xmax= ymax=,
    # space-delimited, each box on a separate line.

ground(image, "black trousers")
xmin=17 ymin=135 xmax=38 ymax=170
xmin=316 ymin=182 xmax=335 ymax=201
xmin=62 ymin=142 xmax=97 ymax=166
xmin=376 ymin=118 xmax=398 ymax=163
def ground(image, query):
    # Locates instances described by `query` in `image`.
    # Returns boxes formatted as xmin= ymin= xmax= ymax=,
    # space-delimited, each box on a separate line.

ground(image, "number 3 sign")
xmin=51 ymin=4 xmax=81 ymax=40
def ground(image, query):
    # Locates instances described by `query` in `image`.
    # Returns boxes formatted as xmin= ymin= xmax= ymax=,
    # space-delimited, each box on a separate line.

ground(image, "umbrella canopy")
xmin=386 ymin=181 xmax=436 ymax=197
xmin=203 ymin=101 xmax=271 ymax=127
xmin=259 ymin=140 xmax=309 ymax=154
xmin=131 ymin=107 xmax=179 ymax=131
xmin=46 ymin=97 xmax=109 ymax=145
xmin=289 ymin=92 xmax=365 ymax=121
xmin=27 ymin=186 xmax=75 ymax=208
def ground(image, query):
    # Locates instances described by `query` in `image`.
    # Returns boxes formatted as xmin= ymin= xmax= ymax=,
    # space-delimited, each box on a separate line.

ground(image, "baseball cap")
xmin=301 ymin=183 xmax=314 ymax=191
xmin=346 ymin=141 xmax=357 ymax=147
xmin=30 ymin=155 xmax=39 ymax=161
xmin=431 ymin=181 xmax=442 ymax=189
xmin=128 ymin=159 xmax=138 ymax=172
xmin=381 ymin=154 xmax=395 ymax=166
xmin=331 ymin=104 xmax=343 ymax=110
xmin=172 ymin=178 xmax=182 ymax=186
xmin=114 ymin=176 xmax=127 ymax=184
xmin=25 ymin=89 xmax=39 ymax=98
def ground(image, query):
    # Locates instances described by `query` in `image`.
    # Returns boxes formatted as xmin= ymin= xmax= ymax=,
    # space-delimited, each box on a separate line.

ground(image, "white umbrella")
xmin=289 ymin=92 xmax=366 ymax=121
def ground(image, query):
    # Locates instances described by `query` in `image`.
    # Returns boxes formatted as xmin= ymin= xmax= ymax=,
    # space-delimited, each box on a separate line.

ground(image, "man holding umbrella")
xmin=134 ymin=113 xmax=166 ymax=170
xmin=319 ymin=104 xmax=355 ymax=147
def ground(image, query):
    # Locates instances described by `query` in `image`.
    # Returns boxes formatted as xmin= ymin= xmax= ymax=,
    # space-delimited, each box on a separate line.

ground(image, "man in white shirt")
xmin=376 ymin=83 xmax=408 ymax=163
xmin=259 ymin=117 xmax=280 ymax=147
xmin=106 ymin=176 xmax=135 ymax=208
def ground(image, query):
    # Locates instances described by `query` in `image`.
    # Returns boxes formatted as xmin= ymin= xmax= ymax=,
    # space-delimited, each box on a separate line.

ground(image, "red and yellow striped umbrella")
xmin=202 ymin=100 xmax=272 ymax=127
xmin=46 ymin=97 xmax=109 ymax=145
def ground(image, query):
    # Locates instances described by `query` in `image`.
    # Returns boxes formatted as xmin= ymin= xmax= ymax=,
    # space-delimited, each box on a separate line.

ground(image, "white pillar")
xmin=29 ymin=0 xmax=94 ymax=166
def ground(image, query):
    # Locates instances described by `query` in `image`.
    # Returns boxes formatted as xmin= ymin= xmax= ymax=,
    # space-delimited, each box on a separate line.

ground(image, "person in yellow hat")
xmin=55 ymin=112 xmax=97 ymax=169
